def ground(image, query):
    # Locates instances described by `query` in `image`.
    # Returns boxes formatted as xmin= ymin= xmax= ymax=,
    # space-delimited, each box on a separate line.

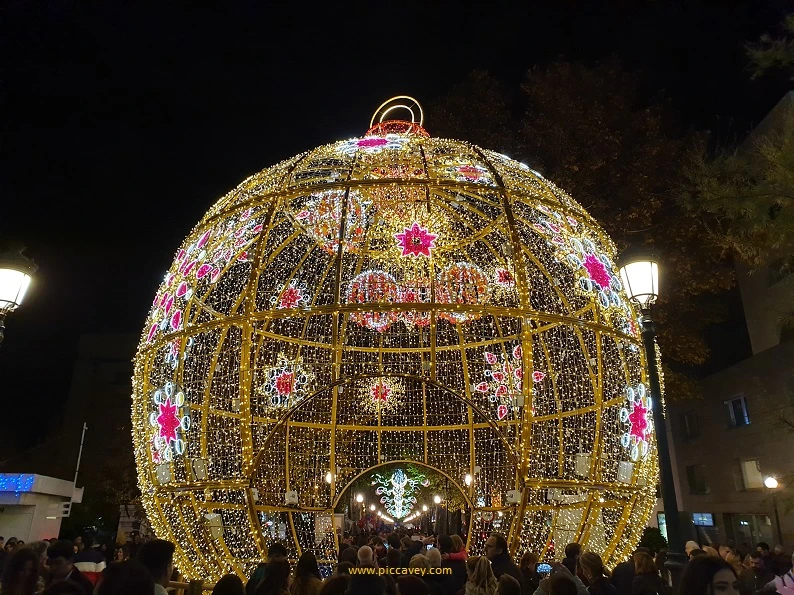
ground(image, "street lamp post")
xmin=619 ymin=253 xmax=687 ymax=579
xmin=764 ymin=476 xmax=784 ymax=546
xmin=0 ymin=248 xmax=37 ymax=346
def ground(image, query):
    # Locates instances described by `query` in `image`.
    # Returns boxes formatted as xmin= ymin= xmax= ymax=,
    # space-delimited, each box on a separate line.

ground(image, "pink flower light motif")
xmin=455 ymin=165 xmax=484 ymax=180
xmin=484 ymin=352 xmax=498 ymax=365
xmin=532 ymin=371 xmax=546 ymax=383
xmin=274 ymin=371 xmax=294 ymax=397
xmin=582 ymin=253 xmax=612 ymax=290
xmin=628 ymin=400 xmax=650 ymax=441
xmin=494 ymin=269 xmax=515 ymax=288
xmin=279 ymin=286 xmax=304 ymax=309
xmin=156 ymin=398 xmax=181 ymax=445
xmin=497 ymin=405 xmax=509 ymax=420
xmin=394 ymin=222 xmax=438 ymax=258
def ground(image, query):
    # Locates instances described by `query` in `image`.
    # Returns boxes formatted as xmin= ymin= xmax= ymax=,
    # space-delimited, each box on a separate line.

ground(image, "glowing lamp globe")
xmin=132 ymin=96 xmax=659 ymax=580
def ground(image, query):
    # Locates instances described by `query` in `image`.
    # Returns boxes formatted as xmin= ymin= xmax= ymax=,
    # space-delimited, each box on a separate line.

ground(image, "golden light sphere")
xmin=132 ymin=97 xmax=659 ymax=580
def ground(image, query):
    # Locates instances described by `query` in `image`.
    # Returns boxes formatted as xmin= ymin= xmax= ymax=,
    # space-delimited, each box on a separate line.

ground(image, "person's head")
xmin=0 ymin=536 xmax=4 ymax=547
xmin=426 ymin=547 xmax=442 ymax=568
xmin=748 ymin=551 xmax=764 ymax=571
xmin=678 ymin=555 xmax=739 ymax=595
xmin=467 ymin=556 xmax=497 ymax=590
xmin=137 ymin=539 xmax=176 ymax=586
xmin=703 ymin=547 xmax=719 ymax=558
xmin=73 ymin=536 xmax=82 ymax=545
xmin=345 ymin=573 xmax=387 ymax=595
xmin=520 ymin=551 xmax=539 ymax=572
xmin=357 ymin=545 xmax=374 ymax=566
xmin=485 ymin=532 xmax=508 ymax=561
xmin=633 ymin=552 xmax=657 ymax=576
xmin=1 ymin=547 xmax=39 ymax=593
xmin=28 ymin=540 xmax=50 ymax=566
xmin=498 ymin=573 xmax=522 ymax=595
xmin=369 ymin=536 xmax=383 ymax=548
xmin=267 ymin=543 xmax=288 ymax=560
xmin=385 ymin=548 xmax=401 ymax=568
xmin=451 ymin=534 xmax=465 ymax=553
xmin=319 ymin=574 xmax=349 ymax=595
xmin=387 ymin=533 xmax=401 ymax=550
xmin=256 ymin=558 xmax=291 ymax=594
xmin=579 ymin=552 xmax=609 ymax=583
xmin=718 ymin=541 xmax=736 ymax=560
xmin=686 ymin=541 xmax=701 ymax=556
xmin=401 ymin=537 xmax=414 ymax=551
xmin=756 ymin=543 xmax=770 ymax=554
xmin=211 ymin=573 xmax=245 ymax=595
xmin=437 ymin=534 xmax=453 ymax=555
xmin=336 ymin=561 xmax=354 ymax=576
xmin=340 ymin=546 xmax=358 ymax=566
xmin=690 ymin=549 xmax=707 ymax=559
xmin=564 ymin=543 xmax=582 ymax=560
xmin=410 ymin=554 xmax=431 ymax=571
xmin=295 ymin=551 xmax=321 ymax=580
xmin=548 ymin=573 xmax=579 ymax=595
xmin=96 ymin=559 xmax=155 ymax=595
xmin=47 ymin=540 xmax=77 ymax=581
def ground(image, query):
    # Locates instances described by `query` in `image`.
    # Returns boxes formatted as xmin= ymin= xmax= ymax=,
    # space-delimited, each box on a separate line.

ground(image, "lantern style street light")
xmin=619 ymin=251 xmax=686 ymax=576
xmin=764 ymin=476 xmax=784 ymax=545
xmin=0 ymin=249 xmax=37 ymax=346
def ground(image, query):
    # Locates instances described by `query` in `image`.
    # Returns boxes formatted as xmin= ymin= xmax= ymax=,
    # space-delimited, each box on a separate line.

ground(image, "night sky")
xmin=0 ymin=0 xmax=789 ymax=452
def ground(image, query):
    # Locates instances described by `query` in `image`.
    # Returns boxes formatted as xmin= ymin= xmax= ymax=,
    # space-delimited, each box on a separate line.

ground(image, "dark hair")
xmin=267 ymin=543 xmax=288 ymax=559
xmin=520 ymin=551 xmax=539 ymax=573
xmin=346 ymin=574 xmax=387 ymax=595
xmin=319 ymin=574 xmax=349 ymax=595
xmin=42 ymin=582 xmax=87 ymax=595
xmin=498 ymin=573 xmax=522 ymax=595
xmin=756 ymin=542 xmax=770 ymax=552
xmin=437 ymin=534 xmax=453 ymax=554
xmin=387 ymin=533 xmax=401 ymax=550
xmin=336 ymin=561 xmax=354 ymax=575
xmin=1 ymin=547 xmax=40 ymax=593
xmin=634 ymin=552 xmax=657 ymax=575
xmin=294 ymin=551 xmax=321 ymax=584
xmin=749 ymin=551 xmax=763 ymax=560
xmin=137 ymin=539 xmax=175 ymax=581
xmin=47 ymin=540 xmax=76 ymax=562
xmin=564 ymin=543 xmax=582 ymax=559
xmin=548 ymin=574 xmax=578 ymax=595
xmin=385 ymin=548 xmax=401 ymax=568
xmin=97 ymin=560 xmax=155 ymax=595
xmin=689 ymin=549 xmax=707 ymax=558
xmin=678 ymin=555 xmax=736 ymax=595
xmin=491 ymin=532 xmax=509 ymax=554
xmin=340 ymin=547 xmax=358 ymax=565
xmin=255 ymin=558 xmax=290 ymax=595
xmin=211 ymin=573 xmax=245 ymax=595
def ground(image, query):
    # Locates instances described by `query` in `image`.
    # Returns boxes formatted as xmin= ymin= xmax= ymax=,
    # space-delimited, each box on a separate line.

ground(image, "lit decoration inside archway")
xmin=132 ymin=96 xmax=660 ymax=581
xmin=371 ymin=468 xmax=430 ymax=519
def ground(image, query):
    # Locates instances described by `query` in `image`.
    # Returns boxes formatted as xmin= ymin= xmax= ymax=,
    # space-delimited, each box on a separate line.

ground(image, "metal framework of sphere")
xmin=132 ymin=97 xmax=659 ymax=581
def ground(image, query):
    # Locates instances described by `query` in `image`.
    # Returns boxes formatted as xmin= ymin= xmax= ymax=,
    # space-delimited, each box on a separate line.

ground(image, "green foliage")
xmin=746 ymin=14 xmax=794 ymax=79
xmin=430 ymin=60 xmax=735 ymax=399
xmin=638 ymin=526 xmax=668 ymax=554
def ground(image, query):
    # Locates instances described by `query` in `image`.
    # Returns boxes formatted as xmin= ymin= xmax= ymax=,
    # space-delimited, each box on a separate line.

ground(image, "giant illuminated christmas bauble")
xmin=132 ymin=97 xmax=659 ymax=580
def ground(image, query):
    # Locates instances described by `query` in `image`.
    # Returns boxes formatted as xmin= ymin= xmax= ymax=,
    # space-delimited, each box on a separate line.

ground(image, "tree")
xmin=746 ymin=14 xmax=794 ymax=80
xmin=430 ymin=60 xmax=734 ymax=399
xmin=638 ymin=526 xmax=668 ymax=554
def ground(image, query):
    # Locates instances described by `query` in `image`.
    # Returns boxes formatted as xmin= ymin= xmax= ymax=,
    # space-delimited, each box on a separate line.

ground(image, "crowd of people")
xmin=0 ymin=530 xmax=791 ymax=595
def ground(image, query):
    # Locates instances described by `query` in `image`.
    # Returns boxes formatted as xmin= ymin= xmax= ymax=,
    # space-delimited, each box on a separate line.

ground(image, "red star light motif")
xmin=582 ymin=253 xmax=612 ymax=290
xmin=628 ymin=400 xmax=650 ymax=441
xmin=274 ymin=371 xmax=294 ymax=396
xmin=279 ymin=286 xmax=302 ymax=309
xmin=395 ymin=222 xmax=438 ymax=257
xmin=156 ymin=398 xmax=181 ymax=444
xmin=371 ymin=382 xmax=392 ymax=404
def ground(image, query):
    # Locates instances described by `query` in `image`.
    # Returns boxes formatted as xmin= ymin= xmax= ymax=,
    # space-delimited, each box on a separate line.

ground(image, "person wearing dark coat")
xmin=438 ymin=535 xmax=466 ymax=595
xmin=401 ymin=537 xmax=423 ymax=568
xmin=485 ymin=533 xmax=525 ymax=590
xmin=563 ymin=544 xmax=582 ymax=576
xmin=631 ymin=553 xmax=664 ymax=595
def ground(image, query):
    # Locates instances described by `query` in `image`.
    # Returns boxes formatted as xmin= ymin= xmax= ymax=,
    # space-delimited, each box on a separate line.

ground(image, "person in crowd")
xmin=254 ymin=558 xmax=291 ymax=595
xmin=448 ymin=535 xmax=468 ymax=561
xmin=339 ymin=546 xmax=358 ymax=567
xmin=631 ymin=552 xmax=663 ymax=595
xmin=346 ymin=568 xmax=387 ymax=595
xmin=738 ymin=551 xmax=774 ymax=595
xmin=95 ymin=559 xmax=155 ymax=595
xmin=547 ymin=574 xmax=580 ymax=595
xmin=771 ymin=546 xmax=792 ymax=576
xmin=519 ymin=552 xmax=540 ymax=594
xmin=246 ymin=543 xmax=288 ymax=595
xmin=704 ymin=547 xmax=720 ymax=558
xmin=335 ymin=562 xmax=354 ymax=576
xmin=685 ymin=542 xmax=701 ymax=559
xmin=770 ymin=553 xmax=794 ymax=595
xmin=318 ymin=574 xmax=348 ymax=595
xmin=213 ymin=574 xmax=246 ymax=595
xmin=653 ymin=550 xmax=670 ymax=589
xmin=385 ymin=548 xmax=402 ymax=569
xmin=562 ymin=545 xmax=581 ymax=575
xmin=719 ymin=542 xmax=737 ymax=561
xmin=0 ymin=548 xmax=40 ymax=595
xmin=46 ymin=540 xmax=94 ymax=594
xmin=577 ymin=552 xmax=615 ymax=595
xmin=357 ymin=545 xmax=375 ymax=567
xmin=689 ymin=550 xmax=708 ymax=560
xmin=498 ymin=574 xmax=522 ymax=595
xmin=397 ymin=554 xmax=431 ymax=595
xmin=73 ymin=535 xmax=106 ymax=574
xmin=137 ymin=538 xmax=176 ymax=595
xmin=438 ymin=534 xmax=467 ymax=593
xmin=379 ymin=534 xmax=402 ymax=567
xmin=402 ymin=537 xmax=424 ymax=567
xmin=485 ymin=533 xmax=524 ymax=589
xmin=370 ymin=537 xmax=387 ymax=561
xmin=290 ymin=552 xmax=322 ymax=595
xmin=464 ymin=556 xmax=498 ymax=595
xmin=678 ymin=555 xmax=739 ymax=595
xmin=611 ymin=550 xmax=639 ymax=595
xmin=425 ymin=548 xmax=449 ymax=595
xmin=41 ymin=582 xmax=87 ymax=595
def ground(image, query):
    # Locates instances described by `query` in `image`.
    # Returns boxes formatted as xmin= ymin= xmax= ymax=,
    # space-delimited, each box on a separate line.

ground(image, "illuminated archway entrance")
xmin=248 ymin=373 xmax=519 ymax=566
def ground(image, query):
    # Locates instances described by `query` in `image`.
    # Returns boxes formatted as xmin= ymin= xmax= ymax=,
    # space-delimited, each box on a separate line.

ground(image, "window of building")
xmin=739 ymin=458 xmax=765 ymax=490
xmin=686 ymin=464 xmax=710 ymax=494
xmin=682 ymin=412 xmax=700 ymax=439
xmin=725 ymin=395 xmax=750 ymax=427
